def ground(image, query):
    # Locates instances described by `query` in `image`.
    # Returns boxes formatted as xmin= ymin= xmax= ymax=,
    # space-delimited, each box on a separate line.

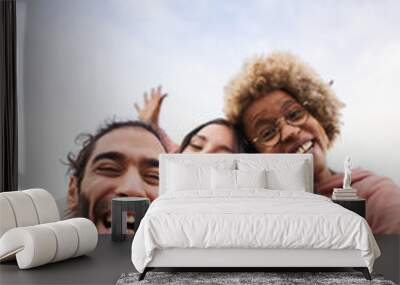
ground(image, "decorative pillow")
xmin=266 ymin=166 xmax=306 ymax=191
xmin=236 ymin=169 xmax=267 ymax=189
xmin=211 ymin=168 xmax=236 ymax=190
xmin=211 ymin=169 xmax=268 ymax=191
xmin=237 ymin=158 xmax=308 ymax=192
xmin=166 ymin=162 xmax=211 ymax=191
xmin=165 ymin=159 xmax=235 ymax=192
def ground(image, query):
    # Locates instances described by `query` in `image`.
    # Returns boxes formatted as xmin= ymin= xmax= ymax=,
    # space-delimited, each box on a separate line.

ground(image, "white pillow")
xmin=211 ymin=169 xmax=268 ymax=190
xmin=267 ymin=166 xmax=306 ymax=191
xmin=167 ymin=162 xmax=211 ymax=191
xmin=237 ymin=158 xmax=308 ymax=191
xmin=165 ymin=159 xmax=235 ymax=192
xmin=211 ymin=168 xmax=236 ymax=190
xmin=236 ymin=169 xmax=267 ymax=189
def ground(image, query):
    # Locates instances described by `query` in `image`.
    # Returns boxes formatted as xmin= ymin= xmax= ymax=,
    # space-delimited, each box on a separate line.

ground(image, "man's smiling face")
xmin=68 ymin=126 xmax=165 ymax=234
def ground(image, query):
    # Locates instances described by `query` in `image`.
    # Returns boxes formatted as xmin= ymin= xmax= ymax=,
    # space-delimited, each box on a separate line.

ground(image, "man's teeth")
xmin=103 ymin=214 xmax=135 ymax=229
xmin=127 ymin=214 xmax=136 ymax=233
xmin=295 ymin=141 xmax=313 ymax=154
xmin=127 ymin=215 xmax=135 ymax=224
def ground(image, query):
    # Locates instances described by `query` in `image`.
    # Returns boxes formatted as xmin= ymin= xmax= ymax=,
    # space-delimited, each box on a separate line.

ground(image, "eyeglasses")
xmin=251 ymin=106 xmax=309 ymax=147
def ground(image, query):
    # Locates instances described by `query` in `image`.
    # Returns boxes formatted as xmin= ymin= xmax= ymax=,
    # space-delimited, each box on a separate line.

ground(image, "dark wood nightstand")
xmin=332 ymin=198 xmax=366 ymax=218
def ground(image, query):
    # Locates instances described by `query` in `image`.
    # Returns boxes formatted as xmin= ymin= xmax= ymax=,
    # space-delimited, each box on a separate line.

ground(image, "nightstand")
xmin=111 ymin=197 xmax=150 ymax=242
xmin=332 ymin=198 xmax=366 ymax=218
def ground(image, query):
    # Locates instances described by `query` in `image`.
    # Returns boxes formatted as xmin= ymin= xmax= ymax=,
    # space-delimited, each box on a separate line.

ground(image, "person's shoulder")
xmin=352 ymin=167 xmax=375 ymax=179
xmin=352 ymin=167 xmax=399 ymax=189
xmin=352 ymin=167 xmax=393 ymax=179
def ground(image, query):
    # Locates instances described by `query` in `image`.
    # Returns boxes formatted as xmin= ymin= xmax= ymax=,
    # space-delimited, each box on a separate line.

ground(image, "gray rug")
xmin=116 ymin=271 xmax=396 ymax=285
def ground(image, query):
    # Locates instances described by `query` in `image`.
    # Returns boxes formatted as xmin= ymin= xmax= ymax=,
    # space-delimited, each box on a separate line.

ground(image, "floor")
xmin=0 ymin=235 xmax=399 ymax=285
xmin=0 ymin=235 xmax=134 ymax=285
xmin=374 ymin=235 xmax=400 ymax=284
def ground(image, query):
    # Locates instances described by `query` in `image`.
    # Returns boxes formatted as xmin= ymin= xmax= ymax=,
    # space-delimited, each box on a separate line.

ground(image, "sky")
xmin=17 ymin=0 xmax=400 ymax=197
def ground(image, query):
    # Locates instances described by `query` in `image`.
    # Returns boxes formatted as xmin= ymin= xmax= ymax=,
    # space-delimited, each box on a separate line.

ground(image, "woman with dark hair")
xmin=179 ymin=118 xmax=243 ymax=153
xmin=135 ymin=87 xmax=243 ymax=154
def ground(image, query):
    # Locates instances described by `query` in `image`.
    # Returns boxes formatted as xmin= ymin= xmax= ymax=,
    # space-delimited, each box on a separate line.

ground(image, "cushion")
xmin=0 ymin=218 xmax=97 ymax=269
xmin=0 ymin=196 xmax=17 ymax=237
xmin=0 ymin=189 xmax=60 ymax=238
xmin=63 ymin=218 xmax=98 ymax=257
xmin=166 ymin=159 xmax=235 ymax=192
xmin=211 ymin=168 xmax=236 ymax=190
xmin=267 ymin=166 xmax=307 ymax=191
xmin=236 ymin=169 xmax=267 ymax=189
xmin=237 ymin=158 xmax=308 ymax=191
xmin=0 ymin=191 xmax=39 ymax=227
xmin=42 ymin=221 xmax=79 ymax=262
xmin=24 ymin=188 xmax=60 ymax=223
xmin=211 ymin=169 xmax=268 ymax=191
xmin=167 ymin=162 xmax=211 ymax=191
xmin=0 ymin=226 xmax=58 ymax=268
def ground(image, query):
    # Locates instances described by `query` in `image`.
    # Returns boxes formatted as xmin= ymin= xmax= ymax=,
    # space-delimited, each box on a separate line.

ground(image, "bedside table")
xmin=112 ymin=197 xmax=150 ymax=242
xmin=332 ymin=198 xmax=366 ymax=218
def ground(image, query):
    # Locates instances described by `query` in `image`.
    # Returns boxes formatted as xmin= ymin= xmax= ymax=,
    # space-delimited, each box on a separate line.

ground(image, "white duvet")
xmin=131 ymin=190 xmax=380 ymax=273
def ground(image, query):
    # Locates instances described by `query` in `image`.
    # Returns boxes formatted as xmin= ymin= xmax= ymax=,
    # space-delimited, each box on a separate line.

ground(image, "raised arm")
xmin=134 ymin=85 xmax=167 ymax=128
xmin=134 ymin=86 xmax=179 ymax=153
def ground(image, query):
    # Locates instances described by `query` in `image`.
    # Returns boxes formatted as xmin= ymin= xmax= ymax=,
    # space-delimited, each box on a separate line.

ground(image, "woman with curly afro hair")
xmin=224 ymin=51 xmax=400 ymax=234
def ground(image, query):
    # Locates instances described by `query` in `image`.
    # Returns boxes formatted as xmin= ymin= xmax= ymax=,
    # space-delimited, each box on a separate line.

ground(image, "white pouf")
xmin=0 ymin=189 xmax=98 ymax=269
xmin=23 ymin=188 xmax=60 ymax=223
xmin=42 ymin=221 xmax=79 ymax=262
xmin=0 ymin=226 xmax=57 ymax=268
xmin=63 ymin=218 xmax=98 ymax=257
xmin=0 ymin=189 xmax=60 ymax=237
xmin=0 ymin=196 xmax=17 ymax=237
xmin=0 ymin=218 xmax=98 ymax=269
xmin=0 ymin=191 xmax=39 ymax=227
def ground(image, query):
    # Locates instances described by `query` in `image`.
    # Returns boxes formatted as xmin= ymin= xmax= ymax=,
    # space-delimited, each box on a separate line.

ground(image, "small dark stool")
xmin=112 ymin=197 xmax=149 ymax=242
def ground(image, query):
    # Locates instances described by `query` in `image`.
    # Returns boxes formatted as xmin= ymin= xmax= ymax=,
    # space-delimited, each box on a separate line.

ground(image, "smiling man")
xmin=66 ymin=120 xmax=166 ymax=234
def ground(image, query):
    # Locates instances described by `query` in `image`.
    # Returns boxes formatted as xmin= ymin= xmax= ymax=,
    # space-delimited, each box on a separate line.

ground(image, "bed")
xmin=131 ymin=154 xmax=380 ymax=280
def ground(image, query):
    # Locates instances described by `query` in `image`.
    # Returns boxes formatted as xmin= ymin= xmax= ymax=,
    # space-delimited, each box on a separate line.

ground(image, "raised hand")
xmin=134 ymin=85 xmax=168 ymax=128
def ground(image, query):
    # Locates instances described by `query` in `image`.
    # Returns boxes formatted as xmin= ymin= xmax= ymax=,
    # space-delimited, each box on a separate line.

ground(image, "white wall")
xmin=17 ymin=0 xmax=400 ymax=199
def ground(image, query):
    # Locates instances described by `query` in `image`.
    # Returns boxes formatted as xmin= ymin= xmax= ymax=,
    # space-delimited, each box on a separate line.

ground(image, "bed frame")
xmin=139 ymin=154 xmax=371 ymax=280
xmin=140 ymin=248 xmax=370 ymax=280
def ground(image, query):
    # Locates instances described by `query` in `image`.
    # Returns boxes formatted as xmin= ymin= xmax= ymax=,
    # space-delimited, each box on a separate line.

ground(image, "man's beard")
xmin=74 ymin=193 xmax=136 ymax=234
xmin=75 ymin=193 xmax=109 ymax=226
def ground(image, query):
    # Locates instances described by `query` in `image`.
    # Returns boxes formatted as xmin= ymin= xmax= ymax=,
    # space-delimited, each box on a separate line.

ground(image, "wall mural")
xmin=63 ymin=52 xmax=400 ymax=235
xmin=16 ymin=1 xmax=400 ymax=237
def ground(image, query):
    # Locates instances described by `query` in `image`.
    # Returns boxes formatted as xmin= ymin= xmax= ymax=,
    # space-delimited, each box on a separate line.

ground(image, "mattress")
xmin=131 ymin=190 xmax=380 ymax=273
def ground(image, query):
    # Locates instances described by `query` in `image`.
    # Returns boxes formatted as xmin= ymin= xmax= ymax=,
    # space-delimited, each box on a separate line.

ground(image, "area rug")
xmin=116 ymin=271 xmax=396 ymax=285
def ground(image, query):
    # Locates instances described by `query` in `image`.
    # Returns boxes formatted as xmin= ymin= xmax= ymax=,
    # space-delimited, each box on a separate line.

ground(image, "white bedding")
xmin=131 ymin=190 xmax=380 ymax=273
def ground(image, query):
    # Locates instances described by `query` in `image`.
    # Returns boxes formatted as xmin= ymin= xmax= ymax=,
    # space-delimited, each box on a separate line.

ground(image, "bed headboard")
xmin=159 ymin=153 xmax=314 ymax=194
